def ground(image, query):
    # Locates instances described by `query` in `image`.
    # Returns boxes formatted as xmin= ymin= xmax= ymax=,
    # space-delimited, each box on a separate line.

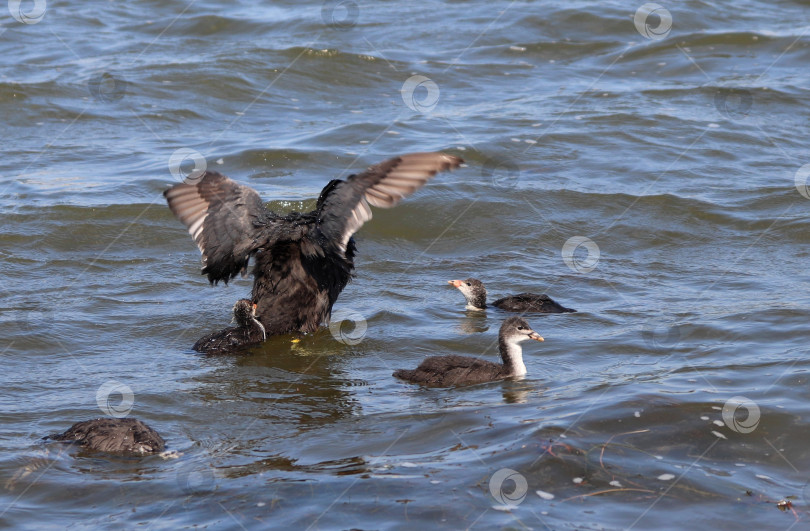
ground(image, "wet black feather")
xmin=46 ymin=418 xmax=165 ymax=455
xmin=165 ymin=152 xmax=462 ymax=338
xmin=393 ymin=356 xmax=508 ymax=387
xmin=493 ymin=293 xmax=576 ymax=313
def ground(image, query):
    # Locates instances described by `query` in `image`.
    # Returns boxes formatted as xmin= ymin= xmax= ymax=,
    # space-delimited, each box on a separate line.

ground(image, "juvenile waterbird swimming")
xmin=193 ymin=298 xmax=266 ymax=353
xmin=165 ymin=152 xmax=462 ymax=338
xmin=46 ymin=418 xmax=165 ymax=455
xmin=448 ymin=278 xmax=576 ymax=313
xmin=393 ymin=317 xmax=544 ymax=387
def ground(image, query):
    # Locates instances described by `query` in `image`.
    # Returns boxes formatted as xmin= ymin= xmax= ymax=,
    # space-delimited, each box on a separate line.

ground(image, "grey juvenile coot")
xmin=193 ymin=298 xmax=266 ymax=353
xmin=449 ymin=278 xmax=575 ymax=313
xmin=393 ymin=317 xmax=544 ymax=387
xmin=165 ymin=152 xmax=462 ymax=338
xmin=47 ymin=418 xmax=165 ymax=455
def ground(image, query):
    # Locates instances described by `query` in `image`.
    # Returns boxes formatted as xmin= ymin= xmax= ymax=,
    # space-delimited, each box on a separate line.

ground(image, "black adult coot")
xmin=393 ymin=317 xmax=544 ymax=387
xmin=193 ymin=298 xmax=266 ymax=353
xmin=47 ymin=418 xmax=165 ymax=455
xmin=165 ymin=152 xmax=462 ymax=338
xmin=448 ymin=278 xmax=576 ymax=313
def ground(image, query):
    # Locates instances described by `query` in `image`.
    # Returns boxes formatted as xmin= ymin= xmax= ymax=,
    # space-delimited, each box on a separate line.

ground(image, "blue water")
xmin=3 ymin=0 xmax=810 ymax=529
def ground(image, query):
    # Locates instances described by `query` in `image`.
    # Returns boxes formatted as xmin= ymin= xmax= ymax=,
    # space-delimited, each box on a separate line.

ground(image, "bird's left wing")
xmin=164 ymin=171 xmax=272 ymax=284
xmin=315 ymin=152 xmax=463 ymax=253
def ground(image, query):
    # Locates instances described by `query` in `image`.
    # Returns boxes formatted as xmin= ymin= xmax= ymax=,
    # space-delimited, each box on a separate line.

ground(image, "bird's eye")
xmin=466 ymin=282 xmax=471 ymax=286
xmin=517 ymin=326 xmax=524 ymax=330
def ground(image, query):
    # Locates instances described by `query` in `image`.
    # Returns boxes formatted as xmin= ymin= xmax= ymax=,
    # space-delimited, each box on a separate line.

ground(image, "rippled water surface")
xmin=3 ymin=0 xmax=810 ymax=529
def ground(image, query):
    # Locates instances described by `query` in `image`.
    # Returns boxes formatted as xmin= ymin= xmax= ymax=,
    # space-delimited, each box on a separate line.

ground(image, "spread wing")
xmin=315 ymin=152 xmax=463 ymax=254
xmin=164 ymin=171 xmax=271 ymax=284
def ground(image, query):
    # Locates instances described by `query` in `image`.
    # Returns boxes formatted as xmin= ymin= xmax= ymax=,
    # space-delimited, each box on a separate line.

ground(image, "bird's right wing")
xmin=164 ymin=171 xmax=271 ymax=284
xmin=315 ymin=152 xmax=463 ymax=254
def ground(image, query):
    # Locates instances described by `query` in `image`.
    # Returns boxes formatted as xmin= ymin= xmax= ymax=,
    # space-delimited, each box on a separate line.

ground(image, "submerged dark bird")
xmin=165 ymin=152 xmax=462 ymax=338
xmin=393 ymin=317 xmax=544 ymax=387
xmin=448 ymin=278 xmax=576 ymax=313
xmin=46 ymin=418 xmax=165 ymax=455
xmin=193 ymin=298 xmax=266 ymax=353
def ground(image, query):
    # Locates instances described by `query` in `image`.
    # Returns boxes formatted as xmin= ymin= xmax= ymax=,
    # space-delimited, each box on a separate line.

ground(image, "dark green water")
xmin=3 ymin=0 xmax=810 ymax=529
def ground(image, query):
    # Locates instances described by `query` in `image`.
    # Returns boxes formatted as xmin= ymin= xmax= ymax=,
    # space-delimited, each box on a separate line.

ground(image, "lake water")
xmin=2 ymin=0 xmax=810 ymax=529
